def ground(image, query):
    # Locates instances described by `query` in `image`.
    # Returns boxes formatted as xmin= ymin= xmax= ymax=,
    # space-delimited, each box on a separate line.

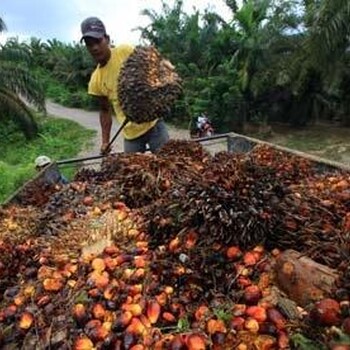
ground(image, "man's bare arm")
xmin=99 ymin=96 xmax=113 ymax=154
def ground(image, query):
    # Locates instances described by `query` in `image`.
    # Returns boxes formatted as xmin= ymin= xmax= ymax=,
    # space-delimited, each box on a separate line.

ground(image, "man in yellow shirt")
xmin=80 ymin=17 xmax=169 ymax=154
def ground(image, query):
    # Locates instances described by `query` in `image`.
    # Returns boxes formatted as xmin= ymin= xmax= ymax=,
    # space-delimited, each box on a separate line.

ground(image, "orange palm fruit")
xmin=244 ymin=318 xmax=259 ymax=333
xmin=155 ymin=292 xmax=167 ymax=306
xmin=18 ymin=312 xmax=34 ymax=330
xmin=91 ymin=258 xmax=106 ymax=272
xmin=246 ymin=306 xmax=267 ymax=323
xmin=92 ymin=271 xmax=109 ymax=289
xmin=73 ymin=304 xmax=88 ymax=323
xmin=128 ymin=284 xmax=143 ymax=296
xmin=226 ymin=246 xmax=242 ymax=260
xmin=133 ymin=268 xmax=145 ymax=279
xmin=73 ymin=336 xmax=95 ymax=350
xmin=162 ymin=312 xmax=176 ymax=323
xmin=186 ymin=334 xmax=206 ymax=350
xmin=147 ymin=300 xmax=161 ymax=324
xmin=88 ymin=288 xmax=101 ymax=298
xmin=169 ymin=237 xmax=180 ymax=252
xmin=103 ymin=285 xmax=117 ymax=300
xmin=43 ymin=278 xmax=64 ymax=292
xmin=134 ymin=256 xmax=147 ymax=268
xmin=140 ymin=314 xmax=152 ymax=329
xmin=130 ymin=345 xmax=145 ymax=350
xmin=37 ymin=266 xmax=55 ymax=279
xmin=92 ymin=303 xmax=106 ymax=320
xmin=243 ymin=252 xmax=257 ymax=266
xmin=122 ymin=303 xmax=142 ymax=317
xmin=114 ymin=311 xmax=133 ymax=329
xmin=126 ymin=317 xmax=146 ymax=335
xmin=23 ymin=285 xmax=35 ymax=297
xmin=164 ymin=286 xmax=174 ymax=295
xmin=128 ymin=228 xmax=140 ymax=238
xmin=195 ymin=305 xmax=210 ymax=321
xmin=207 ymin=319 xmax=227 ymax=334
xmin=14 ymin=295 xmax=25 ymax=306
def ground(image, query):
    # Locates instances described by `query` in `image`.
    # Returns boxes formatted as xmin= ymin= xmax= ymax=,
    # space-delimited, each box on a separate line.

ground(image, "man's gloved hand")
xmin=100 ymin=142 xmax=111 ymax=155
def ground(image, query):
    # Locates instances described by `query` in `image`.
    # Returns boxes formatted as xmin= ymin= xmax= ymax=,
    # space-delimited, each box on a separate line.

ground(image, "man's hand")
xmin=100 ymin=142 xmax=111 ymax=155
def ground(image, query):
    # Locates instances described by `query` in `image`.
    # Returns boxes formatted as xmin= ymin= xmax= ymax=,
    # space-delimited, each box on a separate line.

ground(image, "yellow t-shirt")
xmin=88 ymin=45 xmax=158 ymax=140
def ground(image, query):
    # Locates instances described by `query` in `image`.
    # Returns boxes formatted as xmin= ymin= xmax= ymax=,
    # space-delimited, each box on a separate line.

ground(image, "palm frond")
xmin=0 ymin=88 xmax=38 ymax=139
xmin=0 ymin=17 xmax=6 ymax=32
xmin=0 ymin=61 xmax=46 ymax=113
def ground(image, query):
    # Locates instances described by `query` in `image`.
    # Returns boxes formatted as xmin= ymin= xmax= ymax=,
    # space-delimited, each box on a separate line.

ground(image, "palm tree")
xmin=0 ymin=18 xmax=46 ymax=139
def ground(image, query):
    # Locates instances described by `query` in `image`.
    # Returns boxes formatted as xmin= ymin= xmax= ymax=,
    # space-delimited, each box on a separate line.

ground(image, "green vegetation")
xmin=0 ymin=116 xmax=95 ymax=203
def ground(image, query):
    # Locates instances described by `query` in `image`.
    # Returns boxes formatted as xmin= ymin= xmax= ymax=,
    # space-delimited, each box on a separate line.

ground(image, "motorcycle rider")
xmin=196 ymin=111 xmax=213 ymax=136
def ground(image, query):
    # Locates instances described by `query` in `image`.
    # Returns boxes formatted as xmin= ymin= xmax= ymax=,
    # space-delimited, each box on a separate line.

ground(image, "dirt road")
xmin=46 ymin=100 xmax=193 ymax=158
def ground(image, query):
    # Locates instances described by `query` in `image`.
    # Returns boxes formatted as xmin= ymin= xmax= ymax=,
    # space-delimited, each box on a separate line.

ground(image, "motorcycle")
xmin=190 ymin=119 xmax=215 ymax=138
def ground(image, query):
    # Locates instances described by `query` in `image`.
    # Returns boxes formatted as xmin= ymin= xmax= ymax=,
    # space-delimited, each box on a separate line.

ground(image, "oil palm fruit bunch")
xmin=118 ymin=46 xmax=182 ymax=123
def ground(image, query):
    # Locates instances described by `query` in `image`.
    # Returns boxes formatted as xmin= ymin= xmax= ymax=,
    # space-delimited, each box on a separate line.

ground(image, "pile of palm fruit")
xmin=0 ymin=140 xmax=349 ymax=349
xmin=118 ymin=46 xmax=182 ymax=123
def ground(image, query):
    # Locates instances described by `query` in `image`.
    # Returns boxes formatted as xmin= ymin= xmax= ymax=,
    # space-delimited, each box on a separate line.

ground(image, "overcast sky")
xmin=0 ymin=0 xmax=233 ymax=45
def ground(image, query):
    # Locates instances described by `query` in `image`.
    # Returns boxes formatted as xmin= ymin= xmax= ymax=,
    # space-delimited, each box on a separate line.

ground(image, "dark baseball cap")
xmin=80 ymin=17 xmax=106 ymax=42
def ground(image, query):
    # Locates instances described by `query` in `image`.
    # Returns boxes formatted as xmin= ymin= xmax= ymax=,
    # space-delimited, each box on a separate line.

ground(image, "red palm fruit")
xmin=18 ymin=312 xmax=34 ymax=330
xmin=277 ymin=331 xmax=289 ymax=349
xmin=169 ymin=334 xmax=185 ymax=349
xmin=195 ymin=305 xmax=210 ymax=321
xmin=104 ymin=257 xmax=118 ymax=271
xmin=342 ymin=317 xmax=350 ymax=334
xmin=244 ymin=285 xmax=262 ymax=305
xmin=147 ymin=300 xmax=161 ymax=324
xmin=91 ymin=258 xmax=106 ymax=272
xmin=163 ymin=312 xmax=176 ymax=323
xmin=4 ymin=305 xmax=17 ymax=320
xmin=73 ymin=337 xmax=94 ymax=350
xmin=230 ymin=317 xmax=245 ymax=331
xmin=37 ymin=295 xmax=51 ymax=307
xmin=185 ymin=230 xmax=198 ymax=249
xmin=238 ymin=276 xmax=252 ymax=288
xmin=88 ymin=288 xmax=101 ymax=298
xmin=134 ymin=256 xmax=147 ymax=268
xmin=226 ymin=246 xmax=242 ymax=261
xmin=186 ymin=333 xmax=206 ymax=350
xmin=243 ymin=252 xmax=257 ymax=266
xmin=104 ymin=245 xmax=119 ymax=256
xmin=266 ymin=308 xmax=287 ymax=330
xmin=133 ymin=268 xmax=145 ymax=279
xmin=91 ymin=324 xmax=109 ymax=341
xmin=309 ymin=298 xmax=341 ymax=326
xmin=246 ymin=306 xmax=267 ymax=323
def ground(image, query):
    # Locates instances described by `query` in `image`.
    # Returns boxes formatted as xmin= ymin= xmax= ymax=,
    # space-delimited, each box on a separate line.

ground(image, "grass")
xmin=0 ymin=115 xmax=95 ymax=204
